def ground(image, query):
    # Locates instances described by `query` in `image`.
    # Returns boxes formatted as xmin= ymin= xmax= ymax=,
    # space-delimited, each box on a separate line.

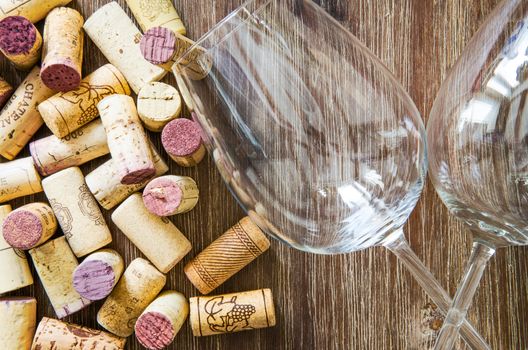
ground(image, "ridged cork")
xmin=112 ymin=193 xmax=192 ymax=273
xmin=190 ymin=289 xmax=276 ymax=336
xmin=143 ymin=175 xmax=199 ymax=216
xmin=0 ymin=0 xmax=72 ymax=23
xmin=168 ymin=32 xmax=212 ymax=80
xmin=162 ymin=118 xmax=206 ymax=167
xmin=140 ymin=27 xmax=176 ymax=65
xmin=85 ymin=143 xmax=168 ymax=210
xmin=31 ymin=317 xmax=126 ymax=350
xmin=42 ymin=167 xmax=112 ymax=257
xmin=2 ymin=202 xmax=57 ymax=250
xmin=137 ymin=82 xmax=181 ymax=132
xmin=83 ymin=2 xmax=167 ymax=94
xmin=0 ymin=157 xmax=42 ymax=203
xmin=135 ymin=291 xmax=189 ymax=350
xmin=0 ymin=67 xmax=54 ymax=160
xmin=39 ymin=64 xmax=131 ymax=138
xmin=185 ymin=216 xmax=270 ymax=294
xmin=41 ymin=7 xmax=84 ymax=92
xmin=29 ymin=237 xmax=91 ymax=318
xmin=30 ymin=119 xmax=109 ymax=176
xmin=125 ymin=0 xmax=186 ymax=35
xmin=0 ymin=297 xmax=36 ymax=350
xmin=0 ymin=16 xmax=42 ymax=71
xmin=97 ymin=258 xmax=166 ymax=337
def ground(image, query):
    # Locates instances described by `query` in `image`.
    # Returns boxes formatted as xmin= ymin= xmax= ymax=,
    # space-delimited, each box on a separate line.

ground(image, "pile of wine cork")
xmin=0 ymin=1 xmax=276 ymax=349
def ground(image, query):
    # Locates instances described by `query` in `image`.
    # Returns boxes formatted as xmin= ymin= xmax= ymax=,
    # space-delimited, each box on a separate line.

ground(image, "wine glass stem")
xmin=384 ymin=229 xmax=490 ymax=350
xmin=433 ymin=241 xmax=496 ymax=350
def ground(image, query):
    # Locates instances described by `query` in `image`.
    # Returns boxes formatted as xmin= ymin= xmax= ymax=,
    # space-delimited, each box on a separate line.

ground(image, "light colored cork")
xmin=39 ymin=64 xmax=131 ymax=138
xmin=125 ymin=0 xmax=186 ymax=35
xmin=0 ymin=75 xmax=12 ymax=108
xmin=143 ymin=175 xmax=199 ymax=216
xmin=0 ymin=205 xmax=33 ymax=294
xmin=41 ymin=7 xmax=83 ymax=92
xmin=29 ymin=237 xmax=91 ymax=318
xmin=73 ymin=249 xmax=124 ymax=301
xmin=0 ymin=16 xmax=42 ymax=71
xmin=0 ymin=67 xmax=54 ymax=160
xmin=97 ymin=258 xmax=166 ymax=337
xmin=112 ymin=193 xmax=192 ymax=273
xmin=161 ymin=118 xmax=206 ymax=167
xmin=30 ymin=119 xmax=109 ymax=176
xmin=31 ymin=317 xmax=126 ymax=350
xmin=98 ymin=94 xmax=155 ymax=185
xmin=184 ymin=216 xmax=270 ymax=295
xmin=85 ymin=143 xmax=168 ymax=210
xmin=0 ymin=157 xmax=42 ymax=203
xmin=0 ymin=297 xmax=36 ymax=350
xmin=0 ymin=0 xmax=71 ymax=23
xmin=83 ymin=2 xmax=167 ymax=94
xmin=173 ymin=69 xmax=194 ymax=111
xmin=168 ymin=33 xmax=212 ymax=80
xmin=135 ymin=290 xmax=189 ymax=350
xmin=190 ymin=288 xmax=276 ymax=336
xmin=42 ymin=167 xmax=112 ymax=257
xmin=137 ymin=82 xmax=181 ymax=132
xmin=2 ymin=202 xmax=57 ymax=250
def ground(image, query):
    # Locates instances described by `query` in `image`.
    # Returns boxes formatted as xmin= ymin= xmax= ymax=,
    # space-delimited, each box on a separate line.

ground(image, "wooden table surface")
xmin=4 ymin=0 xmax=528 ymax=349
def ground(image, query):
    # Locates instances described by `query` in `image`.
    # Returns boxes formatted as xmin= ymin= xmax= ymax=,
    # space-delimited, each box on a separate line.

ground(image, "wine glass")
xmin=175 ymin=0 xmax=489 ymax=348
xmin=427 ymin=0 xmax=528 ymax=348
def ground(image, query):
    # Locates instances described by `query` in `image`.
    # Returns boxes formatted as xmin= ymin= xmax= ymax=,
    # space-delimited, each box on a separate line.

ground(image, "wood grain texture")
xmin=2 ymin=0 xmax=527 ymax=349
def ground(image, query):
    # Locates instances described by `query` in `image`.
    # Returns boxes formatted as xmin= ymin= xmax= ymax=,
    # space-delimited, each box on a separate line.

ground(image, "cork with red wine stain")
xmin=140 ymin=27 xmax=176 ymax=65
xmin=161 ymin=118 xmax=206 ymax=167
xmin=41 ymin=7 xmax=84 ymax=91
xmin=0 ymin=16 xmax=42 ymax=70
xmin=143 ymin=175 xmax=199 ymax=216
xmin=2 ymin=202 xmax=57 ymax=250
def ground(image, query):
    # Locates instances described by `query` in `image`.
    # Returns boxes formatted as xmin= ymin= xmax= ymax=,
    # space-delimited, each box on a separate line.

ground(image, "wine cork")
xmin=0 ymin=67 xmax=54 ymax=160
xmin=85 ymin=143 xmax=168 ymax=210
xmin=143 ymin=175 xmax=199 ymax=216
xmin=0 ymin=0 xmax=72 ymax=23
xmin=30 ymin=119 xmax=109 ymax=176
xmin=39 ymin=64 xmax=131 ymax=138
xmin=83 ymin=2 xmax=167 ymax=94
xmin=97 ymin=258 xmax=166 ymax=337
xmin=173 ymin=69 xmax=194 ymax=111
xmin=0 ymin=16 xmax=41 ymax=71
xmin=168 ymin=32 xmax=212 ymax=80
xmin=137 ymin=82 xmax=181 ymax=132
xmin=125 ymin=0 xmax=186 ymax=35
xmin=0 ymin=76 xmax=12 ymax=108
xmin=0 ymin=205 xmax=33 ymax=294
xmin=162 ymin=118 xmax=206 ymax=167
xmin=0 ymin=157 xmax=42 ymax=203
xmin=42 ymin=167 xmax=112 ymax=257
xmin=140 ymin=27 xmax=176 ymax=65
xmin=73 ymin=249 xmax=124 ymax=301
xmin=98 ymin=94 xmax=155 ymax=184
xmin=31 ymin=317 xmax=126 ymax=350
xmin=2 ymin=202 xmax=57 ymax=250
xmin=135 ymin=291 xmax=189 ymax=350
xmin=41 ymin=7 xmax=83 ymax=92
xmin=190 ymin=289 xmax=276 ymax=336
xmin=185 ymin=217 xmax=270 ymax=295
xmin=29 ymin=237 xmax=91 ymax=318
xmin=0 ymin=297 xmax=36 ymax=350
xmin=112 ymin=193 xmax=192 ymax=273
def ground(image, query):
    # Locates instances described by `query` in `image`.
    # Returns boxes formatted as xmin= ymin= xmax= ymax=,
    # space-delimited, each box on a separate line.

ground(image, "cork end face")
xmin=161 ymin=119 xmax=203 ymax=157
xmin=143 ymin=178 xmax=183 ymax=216
xmin=0 ymin=16 xmax=38 ymax=55
xmin=41 ymin=60 xmax=81 ymax=92
xmin=121 ymin=167 xmax=156 ymax=185
xmin=73 ymin=260 xmax=116 ymax=301
xmin=2 ymin=210 xmax=43 ymax=250
xmin=140 ymin=27 xmax=176 ymax=65
xmin=135 ymin=311 xmax=175 ymax=350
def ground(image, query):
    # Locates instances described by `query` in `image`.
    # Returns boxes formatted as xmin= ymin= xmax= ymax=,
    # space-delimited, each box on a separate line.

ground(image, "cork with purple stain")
xmin=73 ymin=249 xmax=124 ymax=301
xmin=41 ymin=7 xmax=84 ymax=92
xmin=2 ymin=202 xmax=57 ymax=250
xmin=0 ymin=16 xmax=42 ymax=71
xmin=140 ymin=27 xmax=176 ymax=65
xmin=161 ymin=118 xmax=206 ymax=167
xmin=143 ymin=175 xmax=199 ymax=216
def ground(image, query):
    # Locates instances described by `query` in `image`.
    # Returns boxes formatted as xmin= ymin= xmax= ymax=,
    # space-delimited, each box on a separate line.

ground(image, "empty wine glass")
xmin=427 ymin=1 xmax=528 ymax=348
xmin=175 ymin=0 xmax=489 ymax=348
